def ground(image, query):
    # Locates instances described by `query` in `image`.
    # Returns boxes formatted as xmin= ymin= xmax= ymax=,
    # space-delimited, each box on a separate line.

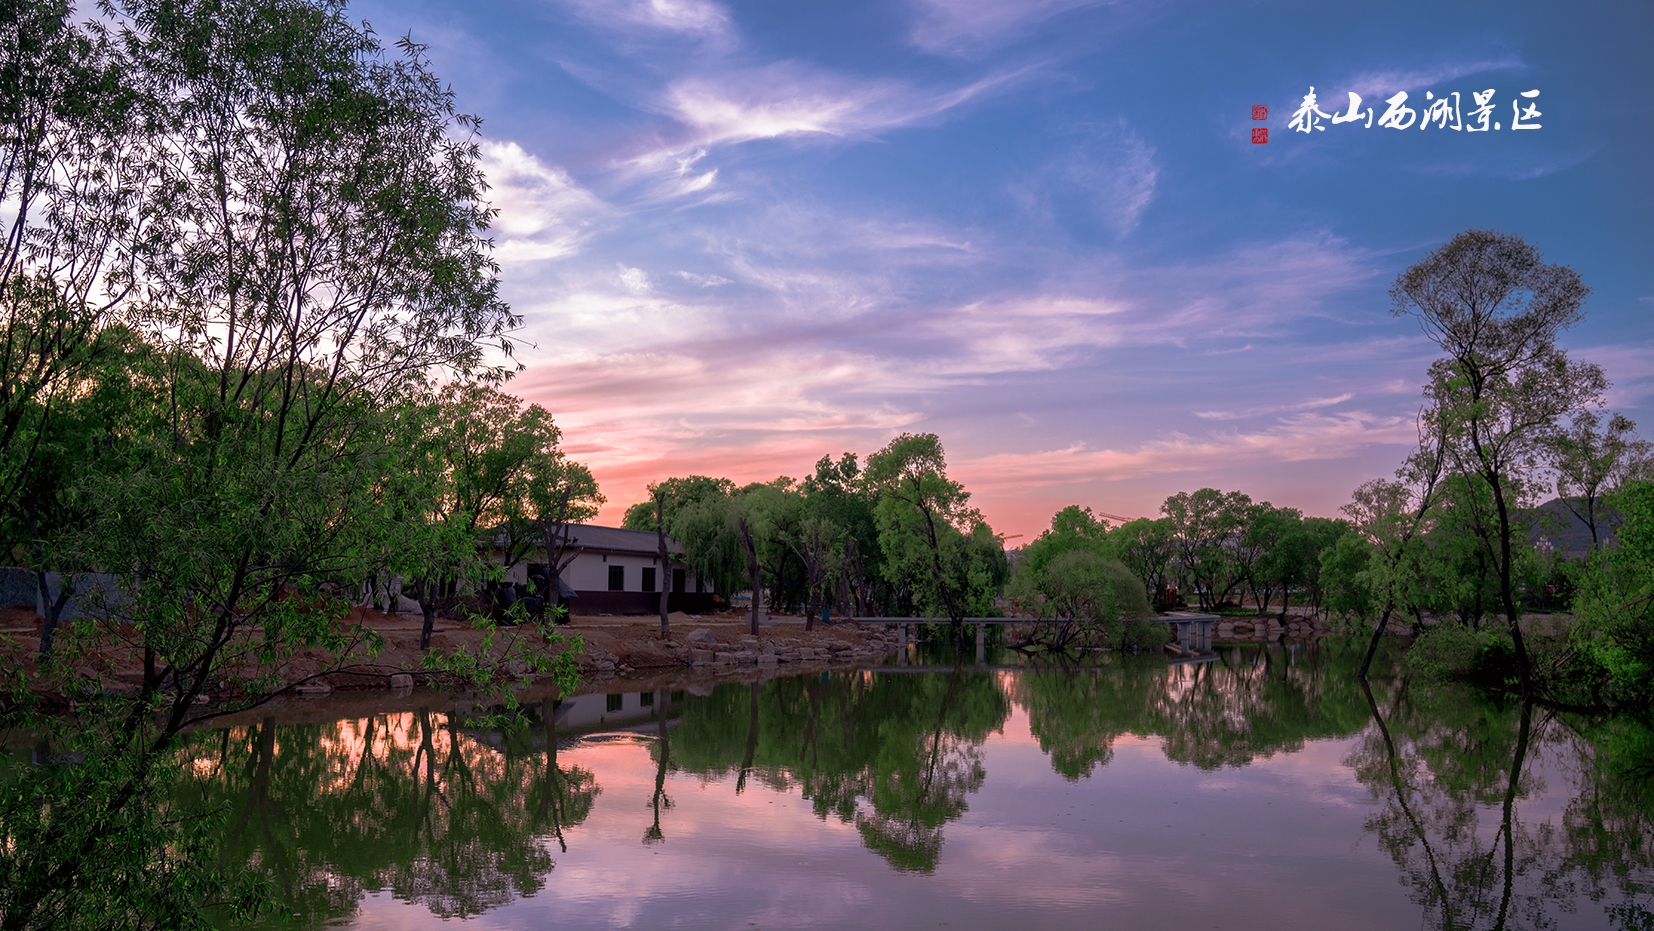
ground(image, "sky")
xmin=346 ymin=0 xmax=1654 ymax=540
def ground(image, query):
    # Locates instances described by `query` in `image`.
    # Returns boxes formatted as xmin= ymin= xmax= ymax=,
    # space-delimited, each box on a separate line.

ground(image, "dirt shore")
xmin=0 ymin=604 xmax=902 ymax=699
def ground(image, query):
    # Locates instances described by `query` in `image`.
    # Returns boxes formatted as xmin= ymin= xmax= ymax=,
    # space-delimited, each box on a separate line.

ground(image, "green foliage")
xmin=1020 ymin=505 xmax=1111 ymax=575
xmin=866 ymin=433 xmax=1006 ymax=623
xmin=1404 ymin=622 xmax=1520 ymax=687
xmin=1108 ymin=516 xmax=1175 ymax=606
xmin=1161 ymin=487 xmax=1254 ymax=610
xmin=0 ymin=1 xmax=591 ymax=926
xmin=1007 ymin=546 xmax=1156 ymax=652
xmin=1567 ymin=480 xmax=1654 ymax=704
xmin=1320 ymin=531 xmax=1376 ymax=624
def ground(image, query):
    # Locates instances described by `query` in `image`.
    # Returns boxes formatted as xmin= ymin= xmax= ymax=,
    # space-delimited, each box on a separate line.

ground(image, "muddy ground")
xmin=0 ymin=604 xmax=901 ymax=700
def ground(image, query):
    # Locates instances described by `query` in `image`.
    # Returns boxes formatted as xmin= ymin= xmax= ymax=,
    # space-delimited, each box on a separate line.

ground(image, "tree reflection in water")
xmin=1350 ymin=680 xmax=1654 ymax=931
xmin=171 ymin=642 xmax=1653 ymax=928
xmin=1012 ymin=641 xmax=1653 ymax=930
xmin=663 ymin=668 xmax=1009 ymax=872
xmin=177 ymin=704 xmax=598 ymax=928
xmin=1015 ymin=640 xmax=1376 ymax=777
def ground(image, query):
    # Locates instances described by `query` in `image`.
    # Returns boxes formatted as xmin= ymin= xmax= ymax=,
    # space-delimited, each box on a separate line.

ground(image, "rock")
xmin=762 ymin=641 xmax=777 ymax=656
xmin=293 ymin=681 xmax=332 ymax=697
xmin=757 ymin=655 xmax=779 ymax=666
xmin=691 ymin=648 xmax=716 ymax=665
xmin=595 ymin=660 xmax=616 ymax=673
xmin=715 ymin=652 xmax=741 ymax=665
xmin=389 ymin=673 xmax=414 ymax=690
xmin=687 ymin=628 xmax=719 ymax=647
xmin=737 ymin=653 xmax=757 ymax=665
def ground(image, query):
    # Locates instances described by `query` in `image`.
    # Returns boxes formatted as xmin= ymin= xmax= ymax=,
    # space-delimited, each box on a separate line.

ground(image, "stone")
xmin=757 ymin=654 xmax=779 ymax=666
xmin=691 ymin=648 xmax=716 ymax=665
xmin=293 ymin=681 xmax=332 ymax=697
xmin=737 ymin=653 xmax=757 ymax=665
xmin=715 ymin=652 xmax=741 ymax=665
xmin=762 ymin=641 xmax=777 ymax=656
xmin=595 ymin=660 xmax=616 ymax=672
xmin=389 ymin=673 xmax=414 ymax=690
xmin=687 ymin=628 xmax=719 ymax=647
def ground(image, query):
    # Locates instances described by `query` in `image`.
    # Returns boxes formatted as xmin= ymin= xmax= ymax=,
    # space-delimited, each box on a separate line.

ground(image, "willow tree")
xmin=1392 ymin=230 xmax=1600 ymax=686
xmin=866 ymin=433 xmax=1006 ymax=642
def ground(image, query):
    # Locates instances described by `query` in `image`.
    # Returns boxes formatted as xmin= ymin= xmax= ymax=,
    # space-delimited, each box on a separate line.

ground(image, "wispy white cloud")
xmin=1021 ymin=120 xmax=1160 ymax=237
xmin=1193 ymin=393 xmax=1354 ymax=421
xmin=558 ymin=0 xmax=735 ymax=47
xmin=957 ymin=411 xmax=1417 ymax=490
xmin=1340 ymin=52 xmax=1527 ymax=101
xmin=617 ymin=264 xmax=653 ymax=293
xmin=908 ymin=0 xmax=1113 ymax=55
xmin=653 ymin=62 xmax=1033 ymax=152
xmin=677 ymin=270 xmax=732 ymax=287
xmin=480 ymin=141 xmax=609 ymax=265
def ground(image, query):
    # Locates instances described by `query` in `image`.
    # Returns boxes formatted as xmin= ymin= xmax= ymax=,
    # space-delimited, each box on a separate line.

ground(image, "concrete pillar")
xmin=975 ymin=624 xmax=985 ymax=665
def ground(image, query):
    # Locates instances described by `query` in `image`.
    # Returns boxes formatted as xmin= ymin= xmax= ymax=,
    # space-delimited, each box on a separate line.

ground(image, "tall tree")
xmin=0 ymin=3 xmax=557 ymax=926
xmin=1393 ymin=229 xmax=1600 ymax=685
xmin=1550 ymin=410 xmax=1651 ymax=552
xmin=865 ymin=433 xmax=1004 ymax=642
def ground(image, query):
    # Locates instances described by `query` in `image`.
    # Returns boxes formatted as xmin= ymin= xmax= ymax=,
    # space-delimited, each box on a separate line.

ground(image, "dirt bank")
xmin=0 ymin=605 xmax=901 ymax=699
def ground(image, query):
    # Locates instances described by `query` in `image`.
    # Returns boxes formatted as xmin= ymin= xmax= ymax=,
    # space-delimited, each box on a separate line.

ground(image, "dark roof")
xmin=563 ymin=524 xmax=683 ymax=557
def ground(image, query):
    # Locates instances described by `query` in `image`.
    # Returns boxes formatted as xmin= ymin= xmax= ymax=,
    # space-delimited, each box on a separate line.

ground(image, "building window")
xmin=608 ymin=565 xmax=624 ymax=591
xmin=639 ymin=691 xmax=653 ymax=707
xmin=673 ymin=568 xmax=686 ymax=593
xmin=641 ymin=567 xmax=656 ymax=592
xmin=606 ymin=693 xmax=623 ymax=713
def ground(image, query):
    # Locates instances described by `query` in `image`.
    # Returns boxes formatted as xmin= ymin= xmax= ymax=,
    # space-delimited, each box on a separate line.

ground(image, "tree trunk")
xmin=413 ymin=578 xmax=439 ymax=651
xmin=739 ymin=516 xmax=762 ymax=637
xmin=656 ymin=493 xmax=671 ymax=640
xmin=34 ymin=569 xmax=73 ymax=660
xmin=1359 ymin=604 xmax=1394 ymax=679
xmin=736 ymin=681 xmax=759 ymax=794
xmin=1486 ymin=470 xmax=1532 ymax=687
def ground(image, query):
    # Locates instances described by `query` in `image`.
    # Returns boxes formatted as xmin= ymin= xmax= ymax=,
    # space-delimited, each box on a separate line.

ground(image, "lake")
xmin=179 ymin=639 xmax=1654 ymax=930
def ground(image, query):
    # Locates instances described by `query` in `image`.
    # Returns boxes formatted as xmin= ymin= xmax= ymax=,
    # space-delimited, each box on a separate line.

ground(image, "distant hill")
xmin=1526 ymin=498 xmax=1621 ymax=559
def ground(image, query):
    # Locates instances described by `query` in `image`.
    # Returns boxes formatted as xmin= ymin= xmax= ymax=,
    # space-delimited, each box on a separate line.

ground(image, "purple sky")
xmin=351 ymin=0 xmax=1653 ymax=539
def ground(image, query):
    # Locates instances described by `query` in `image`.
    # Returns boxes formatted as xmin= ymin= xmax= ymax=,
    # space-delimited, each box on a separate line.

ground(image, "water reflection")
xmin=1016 ymin=641 xmax=1377 ymax=776
xmin=182 ymin=704 xmax=598 ymax=928
xmin=172 ymin=643 xmax=1654 ymax=930
xmin=664 ymin=670 xmax=1009 ymax=872
xmin=1351 ymin=681 xmax=1654 ymax=931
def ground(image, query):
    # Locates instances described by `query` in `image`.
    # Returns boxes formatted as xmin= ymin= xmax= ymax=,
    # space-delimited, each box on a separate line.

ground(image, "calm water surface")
xmin=182 ymin=641 xmax=1654 ymax=930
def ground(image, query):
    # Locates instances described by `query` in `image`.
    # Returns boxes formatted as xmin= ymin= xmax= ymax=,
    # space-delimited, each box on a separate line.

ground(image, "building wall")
xmin=561 ymin=551 xmax=698 ymax=595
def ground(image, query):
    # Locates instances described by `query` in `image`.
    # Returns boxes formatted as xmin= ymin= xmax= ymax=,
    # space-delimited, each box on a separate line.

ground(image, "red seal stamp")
xmin=1252 ymin=127 xmax=1268 ymax=144
xmin=1252 ymin=104 xmax=1268 ymax=120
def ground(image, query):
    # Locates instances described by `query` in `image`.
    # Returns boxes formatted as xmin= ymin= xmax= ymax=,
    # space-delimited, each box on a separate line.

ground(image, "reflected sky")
xmin=185 ymin=646 xmax=1654 ymax=930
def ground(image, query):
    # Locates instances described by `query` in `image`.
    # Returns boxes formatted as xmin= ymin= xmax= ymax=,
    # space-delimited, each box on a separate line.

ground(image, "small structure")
xmin=496 ymin=525 xmax=717 ymax=616
xmin=1163 ymin=612 xmax=1219 ymax=657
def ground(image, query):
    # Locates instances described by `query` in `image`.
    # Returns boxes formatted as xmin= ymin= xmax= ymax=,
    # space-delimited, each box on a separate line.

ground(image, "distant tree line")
xmin=621 ymin=432 xmax=1009 ymax=641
